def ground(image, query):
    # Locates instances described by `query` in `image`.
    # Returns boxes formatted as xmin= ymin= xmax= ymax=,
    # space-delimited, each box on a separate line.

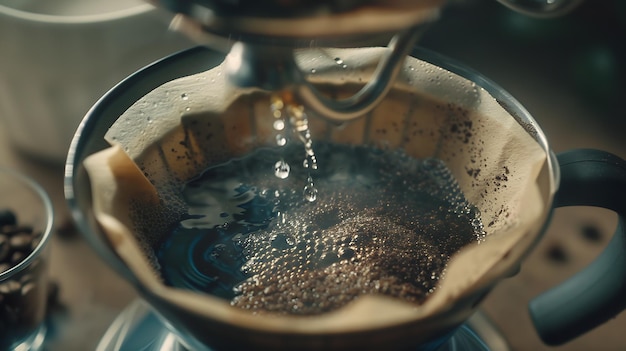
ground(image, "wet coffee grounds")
xmin=156 ymin=143 xmax=486 ymax=315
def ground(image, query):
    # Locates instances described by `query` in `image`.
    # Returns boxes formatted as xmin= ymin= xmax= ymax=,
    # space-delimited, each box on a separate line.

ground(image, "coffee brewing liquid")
xmin=156 ymin=142 xmax=485 ymax=315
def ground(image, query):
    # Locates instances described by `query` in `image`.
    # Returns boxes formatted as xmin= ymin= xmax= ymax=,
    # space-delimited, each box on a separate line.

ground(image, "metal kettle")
xmin=147 ymin=0 xmax=583 ymax=123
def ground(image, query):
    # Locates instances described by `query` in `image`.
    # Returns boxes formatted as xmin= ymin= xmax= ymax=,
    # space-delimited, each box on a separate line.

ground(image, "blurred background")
xmin=0 ymin=0 xmax=625 ymax=350
xmin=422 ymin=0 xmax=625 ymax=149
xmin=422 ymin=1 xmax=626 ymax=350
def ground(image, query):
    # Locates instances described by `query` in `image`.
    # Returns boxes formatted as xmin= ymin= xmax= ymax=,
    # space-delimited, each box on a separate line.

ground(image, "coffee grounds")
xmin=157 ymin=144 xmax=485 ymax=316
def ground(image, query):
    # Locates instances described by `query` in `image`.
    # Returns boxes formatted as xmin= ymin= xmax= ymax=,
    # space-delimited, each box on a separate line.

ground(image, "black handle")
xmin=529 ymin=149 xmax=626 ymax=345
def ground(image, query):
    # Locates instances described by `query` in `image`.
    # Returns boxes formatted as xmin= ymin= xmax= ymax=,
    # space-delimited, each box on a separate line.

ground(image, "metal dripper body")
xmin=148 ymin=0 xmax=582 ymax=123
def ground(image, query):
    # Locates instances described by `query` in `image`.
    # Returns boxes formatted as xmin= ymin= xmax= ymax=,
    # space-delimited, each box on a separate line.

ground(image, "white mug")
xmin=0 ymin=0 xmax=195 ymax=163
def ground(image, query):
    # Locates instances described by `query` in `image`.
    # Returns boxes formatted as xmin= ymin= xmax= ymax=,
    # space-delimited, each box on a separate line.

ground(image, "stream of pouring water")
xmin=269 ymin=53 xmax=355 ymax=202
xmin=271 ymin=94 xmax=318 ymax=202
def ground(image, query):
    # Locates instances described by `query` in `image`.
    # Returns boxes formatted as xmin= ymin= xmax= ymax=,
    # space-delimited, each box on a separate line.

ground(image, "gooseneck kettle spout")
xmin=149 ymin=0 xmax=583 ymax=122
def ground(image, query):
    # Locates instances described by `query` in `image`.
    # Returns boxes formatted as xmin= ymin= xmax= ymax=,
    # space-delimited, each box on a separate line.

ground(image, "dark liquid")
xmin=156 ymin=143 xmax=485 ymax=315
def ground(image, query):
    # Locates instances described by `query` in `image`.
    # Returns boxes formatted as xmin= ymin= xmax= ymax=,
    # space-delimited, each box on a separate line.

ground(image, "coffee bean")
xmin=9 ymin=233 xmax=33 ymax=251
xmin=21 ymin=282 xmax=36 ymax=297
xmin=0 ymin=280 xmax=21 ymax=295
xmin=1 ymin=305 xmax=19 ymax=325
xmin=0 ymin=282 xmax=23 ymax=311
xmin=0 ymin=235 xmax=9 ymax=262
xmin=0 ymin=211 xmax=46 ymax=348
xmin=10 ymin=251 xmax=26 ymax=265
xmin=1 ymin=225 xmax=33 ymax=237
xmin=0 ymin=210 xmax=16 ymax=227
xmin=546 ymin=243 xmax=568 ymax=263
xmin=581 ymin=223 xmax=603 ymax=242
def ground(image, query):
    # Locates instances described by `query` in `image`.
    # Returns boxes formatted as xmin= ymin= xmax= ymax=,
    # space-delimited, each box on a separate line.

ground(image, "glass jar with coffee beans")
xmin=0 ymin=168 xmax=54 ymax=351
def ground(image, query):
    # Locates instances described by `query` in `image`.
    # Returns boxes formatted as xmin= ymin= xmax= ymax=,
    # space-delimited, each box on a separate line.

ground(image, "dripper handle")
xmin=529 ymin=149 xmax=626 ymax=345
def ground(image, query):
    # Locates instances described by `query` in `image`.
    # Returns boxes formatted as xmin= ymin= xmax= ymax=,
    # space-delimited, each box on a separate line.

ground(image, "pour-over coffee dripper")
xmin=65 ymin=1 xmax=626 ymax=350
xmin=66 ymin=44 xmax=626 ymax=351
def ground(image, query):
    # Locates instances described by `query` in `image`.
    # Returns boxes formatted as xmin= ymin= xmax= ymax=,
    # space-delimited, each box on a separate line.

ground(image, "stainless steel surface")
xmin=151 ymin=0 xmax=580 ymax=37
xmin=168 ymin=12 xmax=432 ymax=122
xmin=203 ymin=23 xmax=425 ymax=122
xmin=157 ymin=0 xmax=582 ymax=124
xmin=153 ymin=0 xmax=443 ymax=40
xmin=293 ymin=26 xmax=425 ymax=122
xmin=0 ymin=1 xmax=622 ymax=350
xmin=156 ymin=0 xmax=442 ymax=123
xmin=93 ymin=301 xmax=508 ymax=351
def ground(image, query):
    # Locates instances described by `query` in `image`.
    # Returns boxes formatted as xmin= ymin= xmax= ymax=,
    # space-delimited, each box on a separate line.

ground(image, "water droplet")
xmin=181 ymin=93 xmax=189 ymax=100
xmin=278 ymin=211 xmax=286 ymax=224
xmin=241 ymin=258 xmax=255 ymax=274
xmin=303 ymin=155 xmax=318 ymax=170
xmin=304 ymin=185 xmax=317 ymax=202
xmin=334 ymin=57 xmax=343 ymax=65
xmin=185 ymin=107 xmax=191 ymax=112
xmin=289 ymin=108 xmax=308 ymax=132
xmin=274 ymin=160 xmax=290 ymax=179
xmin=342 ymin=64 xmax=347 ymax=69
xmin=273 ymin=120 xmax=285 ymax=131
xmin=270 ymin=96 xmax=284 ymax=111
xmin=270 ymin=233 xmax=296 ymax=250
xmin=310 ymin=68 xmax=317 ymax=74
xmin=275 ymin=134 xmax=287 ymax=146
xmin=232 ymin=233 xmax=244 ymax=247
xmin=303 ymin=176 xmax=317 ymax=202
xmin=310 ymin=156 xmax=318 ymax=170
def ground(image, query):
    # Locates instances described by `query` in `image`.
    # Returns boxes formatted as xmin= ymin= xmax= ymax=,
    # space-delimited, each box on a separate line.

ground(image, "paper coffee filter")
xmin=83 ymin=47 xmax=550 ymax=334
